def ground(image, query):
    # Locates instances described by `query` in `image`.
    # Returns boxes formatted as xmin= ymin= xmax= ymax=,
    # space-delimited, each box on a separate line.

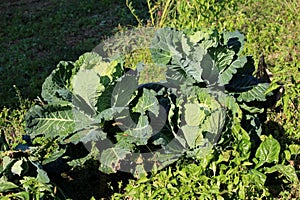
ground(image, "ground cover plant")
xmin=1 ymin=0 xmax=300 ymax=199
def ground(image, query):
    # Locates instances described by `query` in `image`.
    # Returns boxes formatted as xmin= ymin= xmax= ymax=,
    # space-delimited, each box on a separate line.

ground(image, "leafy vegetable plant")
xmin=25 ymin=27 xmax=270 ymax=178
xmin=0 ymin=133 xmax=57 ymax=199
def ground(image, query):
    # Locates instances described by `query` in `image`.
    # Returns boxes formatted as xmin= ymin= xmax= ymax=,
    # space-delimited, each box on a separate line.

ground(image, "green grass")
xmin=0 ymin=0 xmax=147 ymax=107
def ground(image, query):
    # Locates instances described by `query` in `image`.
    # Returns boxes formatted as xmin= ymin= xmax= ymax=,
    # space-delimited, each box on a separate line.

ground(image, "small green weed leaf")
xmin=11 ymin=159 xmax=23 ymax=176
xmin=265 ymin=164 xmax=299 ymax=183
xmin=239 ymin=103 xmax=264 ymax=114
xmin=250 ymin=169 xmax=266 ymax=188
xmin=284 ymin=150 xmax=291 ymax=161
xmin=0 ymin=132 xmax=9 ymax=151
xmin=238 ymin=139 xmax=251 ymax=159
xmin=36 ymin=168 xmax=50 ymax=184
xmin=0 ymin=178 xmax=19 ymax=192
xmin=289 ymin=144 xmax=300 ymax=155
xmin=134 ymin=164 xmax=147 ymax=178
xmin=255 ymin=135 xmax=280 ymax=169
xmin=6 ymin=191 xmax=30 ymax=199
xmin=42 ymin=148 xmax=66 ymax=165
xmin=2 ymin=156 xmax=13 ymax=170
xmin=264 ymin=82 xmax=282 ymax=95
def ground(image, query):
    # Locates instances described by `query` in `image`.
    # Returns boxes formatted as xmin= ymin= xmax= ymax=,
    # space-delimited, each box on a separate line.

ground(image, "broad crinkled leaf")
xmin=181 ymin=125 xmax=202 ymax=148
xmin=74 ymin=52 xmax=122 ymax=79
xmin=42 ymin=148 xmax=66 ymax=165
xmin=96 ymin=107 xmax=128 ymax=122
xmin=150 ymin=27 xmax=183 ymax=64
xmin=184 ymin=46 xmax=205 ymax=82
xmin=111 ymin=75 xmax=138 ymax=107
xmin=202 ymin=108 xmax=226 ymax=144
xmin=218 ymin=56 xmax=248 ymax=85
xmin=217 ymin=93 xmax=242 ymax=120
xmin=26 ymin=104 xmax=94 ymax=140
xmin=99 ymin=147 xmax=131 ymax=174
xmin=211 ymin=46 xmax=235 ymax=73
xmin=226 ymin=74 xmax=269 ymax=102
xmin=41 ymin=61 xmax=76 ymax=103
xmin=223 ymin=30 xmax=245 ymax=54
xmin=237 ymin=83 xmax=269 ymax=102
xmin=184 ymin=103 xmax=206 ymax=126
xmin=66 ymin=128 xmax=107 ymax=144
xmin=151 ymin=150 xmax=183 ymax=171
xmin=133 ymin=88 xmax=159 ymax=116
xmin=72 ymin=69 xmax=103 ymax=115
xmin=189 ymin=29 xmax=219 ymax=50
xmin=200 ymin=53 xmax=219 ymax=85
xmin=125 ymin=114 xmax=153 ymax=146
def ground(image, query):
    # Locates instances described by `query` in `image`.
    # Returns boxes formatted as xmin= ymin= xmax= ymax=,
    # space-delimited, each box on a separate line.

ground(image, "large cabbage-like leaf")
xmin=150 ymin=27 xmax=184 ymax=64
xmin=218 ymin=56 xmax=248 ymax=85
xmin=41 ymin=61 xmax=76 ymax=104
xmin=237 ymin=83 xmax=269 ymax=102
xmin=26 ymin=105 xmax=93 ymax=140
xmin=100 ymin=147 xmax=131 ymax=174
xmin=133 ymin=88 xmax=159 ymax=116
xmin=72 ymin=69 xmax=103 ymax=116
xmin=223 ymin=30 xmax=245 ymax=54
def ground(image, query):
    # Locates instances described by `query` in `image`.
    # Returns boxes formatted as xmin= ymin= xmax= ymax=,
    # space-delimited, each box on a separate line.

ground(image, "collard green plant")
xmin=0 ymin=151 xmax=55 ymax=199
xmin=25 ymin=27 xmax=270 ymax=178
